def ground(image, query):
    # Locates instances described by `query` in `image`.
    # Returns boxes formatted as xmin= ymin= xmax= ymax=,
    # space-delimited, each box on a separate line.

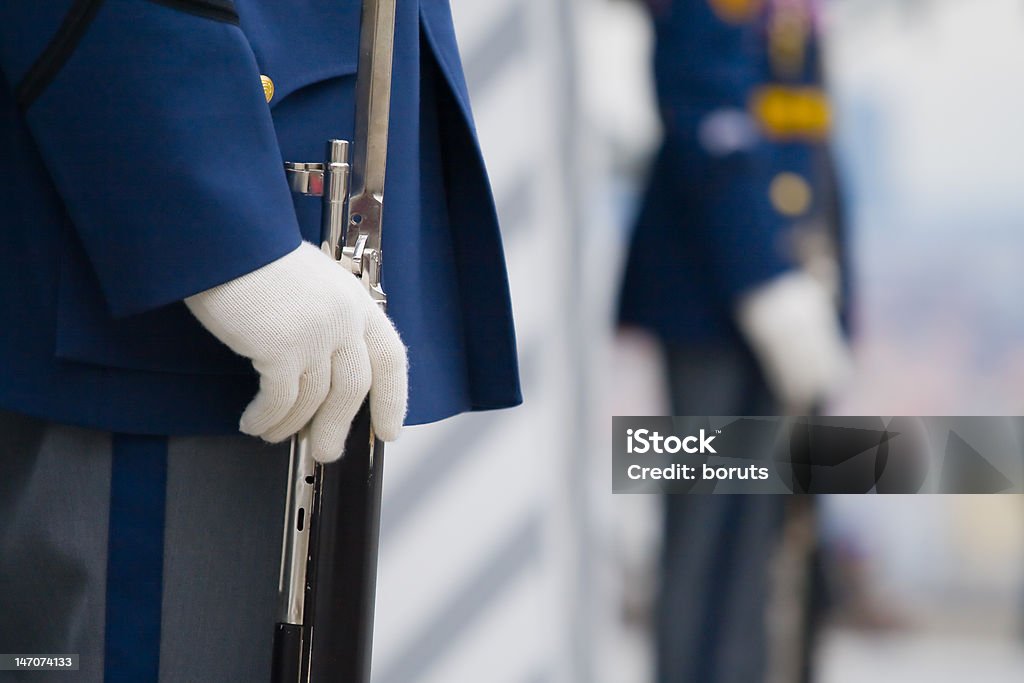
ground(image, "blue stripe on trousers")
xmin=104 ymin=433 xmax=168 ymax=682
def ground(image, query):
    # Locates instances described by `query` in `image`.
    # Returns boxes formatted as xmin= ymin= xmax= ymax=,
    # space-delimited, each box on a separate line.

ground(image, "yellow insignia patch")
xmin=750 ymin=86 xmax=831 ymax=141
xmin=709 ymin=0 xmax=763 ymax=24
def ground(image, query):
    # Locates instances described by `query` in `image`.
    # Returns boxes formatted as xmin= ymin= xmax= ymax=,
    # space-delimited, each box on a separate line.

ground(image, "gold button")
xmin=769 ymin=172 xmax=812 ymax=217
xmin=260 ymin=75 xmax=275 ymax=103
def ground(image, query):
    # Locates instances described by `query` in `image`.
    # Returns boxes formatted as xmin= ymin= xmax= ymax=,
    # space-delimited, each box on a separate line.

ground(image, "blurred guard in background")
xmin=755 ymin=3 xmax=851 ymax=679
xmin=0 ymin=1 xmax=520 ymax=680
xmin=618 ymin=0 xmax=848 ymax=681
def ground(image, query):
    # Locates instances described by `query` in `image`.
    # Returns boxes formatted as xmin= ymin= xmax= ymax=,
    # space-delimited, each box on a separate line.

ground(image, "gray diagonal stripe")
xmin=495 ymin=171 xmax=535 ymax=242
xmin=462 ymin=1 xmax=529 ymax=96
xmin=374 ymin=515 xmax=543 ymax=683
xmin=380 ymin=345 xmax=540 ymax=542
xmin=380 ymin=411 xmax=499 ymax=540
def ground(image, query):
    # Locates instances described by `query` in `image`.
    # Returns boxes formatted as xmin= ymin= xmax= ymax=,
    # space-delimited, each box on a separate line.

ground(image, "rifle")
xmin=271 ymin=0 xmax=397 ymax=680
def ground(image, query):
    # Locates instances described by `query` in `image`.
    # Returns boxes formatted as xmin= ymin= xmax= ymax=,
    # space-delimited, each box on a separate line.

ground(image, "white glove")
xmin=735 ymin=270 xmax=852 ymax=412
xmin=185 ymin=242 xmax=408 ymax=462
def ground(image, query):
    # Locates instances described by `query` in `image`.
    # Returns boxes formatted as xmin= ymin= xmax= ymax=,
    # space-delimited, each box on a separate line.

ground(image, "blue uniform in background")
xmin=619 ymin=0 xmax=841 ymax=343
xmin=619 ymin=0 xmax=795 ymax=344
xmin=618 ymin=2 xmax=841 ymax=682
xmin=0 ymin=1 xmax=520 ymax=679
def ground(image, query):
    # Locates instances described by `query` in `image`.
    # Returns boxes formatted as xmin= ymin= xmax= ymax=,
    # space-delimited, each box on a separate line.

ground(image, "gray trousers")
xmin=0 ymin=411 xmax=290 ymax=682
xmin=657 ymin=342 xmax=785 ymax=683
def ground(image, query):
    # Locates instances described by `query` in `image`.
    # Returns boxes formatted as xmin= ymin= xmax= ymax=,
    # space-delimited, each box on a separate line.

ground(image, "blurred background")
xmin=374 ymin=0 xmax=1024 ymax=681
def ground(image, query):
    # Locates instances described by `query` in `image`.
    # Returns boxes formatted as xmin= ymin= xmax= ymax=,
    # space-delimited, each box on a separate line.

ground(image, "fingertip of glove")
xmin=239 ymin=418 xmax=260 ymax=437
xmin=373 ymin=416 xmax=404 ymax=443
xmin=239 ymin=415 xmax=284 ymax=442
xmin=313 ymin=445 xmax=344 ymax=464
xmin=263 ymin=431 xmax=296 ymax=445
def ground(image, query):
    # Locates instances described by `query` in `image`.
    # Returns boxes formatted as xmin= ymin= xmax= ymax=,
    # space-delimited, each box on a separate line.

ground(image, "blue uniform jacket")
xmin=619 ymin=0 xmax=829 ymax=344
xmin=0 ymin=0 xmax=522 ymax=435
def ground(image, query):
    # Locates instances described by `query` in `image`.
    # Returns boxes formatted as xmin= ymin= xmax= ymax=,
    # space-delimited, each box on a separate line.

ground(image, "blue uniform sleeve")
xmin=651 ymin=0 xmax=796 ymax=300
xmin=0 ymin=0 xmax=302 ymax=317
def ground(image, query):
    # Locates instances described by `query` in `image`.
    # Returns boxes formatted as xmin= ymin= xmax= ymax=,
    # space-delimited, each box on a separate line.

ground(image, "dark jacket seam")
xmin=15 ymin=0 xmax=106 ymax=109
xmin=15 ymin=0 xmax=240 ymax=110
xmin=145 ymin=0 xmax=240 ymax=26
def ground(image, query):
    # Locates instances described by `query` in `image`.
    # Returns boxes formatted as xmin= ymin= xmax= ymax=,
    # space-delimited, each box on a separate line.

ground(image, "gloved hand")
xmin=185 ymin=241 xmax=408 ymax=462
xmin=735 ymin=270 xmax=852 ymax=412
